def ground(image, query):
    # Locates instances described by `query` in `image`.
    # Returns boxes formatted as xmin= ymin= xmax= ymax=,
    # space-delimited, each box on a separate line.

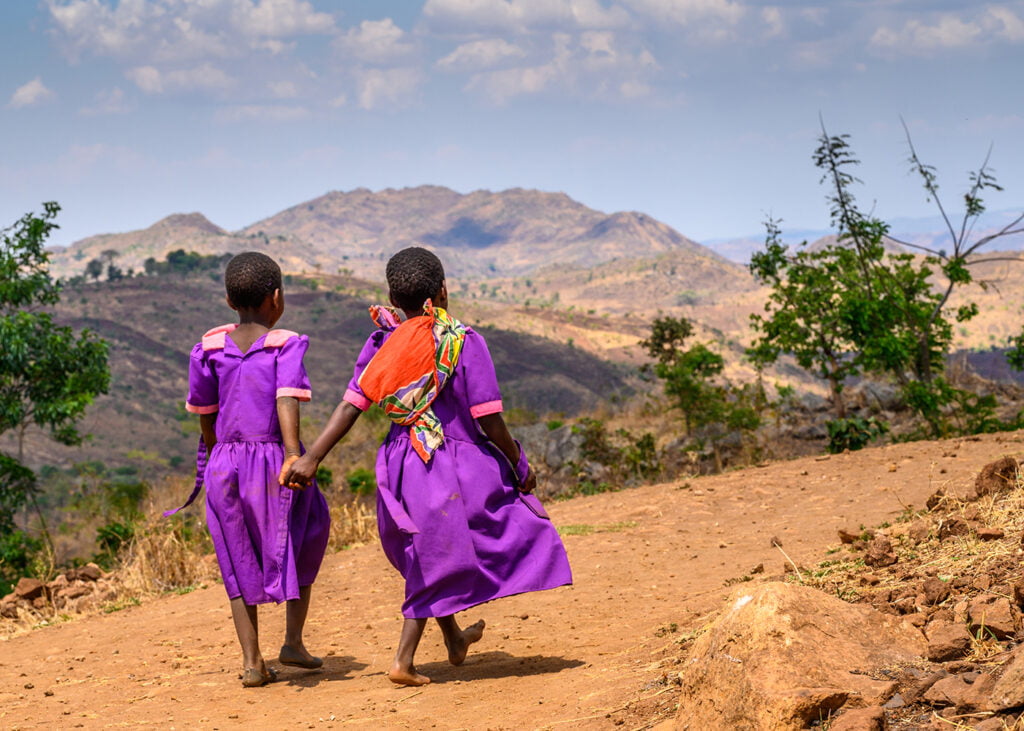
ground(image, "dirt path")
xmin=2 ymin=432 xmax=1022 ymax=730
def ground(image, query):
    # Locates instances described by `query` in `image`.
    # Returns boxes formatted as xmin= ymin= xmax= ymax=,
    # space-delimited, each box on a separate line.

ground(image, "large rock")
xmin=989 ymin=644 xmax=1024 ymax=710
xmin=13 ymin=577 xmax=44 ymax=601
xmin=673 ymin=583 xmax=926 ymax=730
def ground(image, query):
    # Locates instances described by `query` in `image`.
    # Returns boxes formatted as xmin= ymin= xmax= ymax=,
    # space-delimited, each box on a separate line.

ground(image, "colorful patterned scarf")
xmin=358 ymin=300 xmax=467 ymax=462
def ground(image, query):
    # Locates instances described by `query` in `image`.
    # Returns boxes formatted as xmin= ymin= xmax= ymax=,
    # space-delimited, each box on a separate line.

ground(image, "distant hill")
xmin=50 ymin=186 xmax=721 ymax=281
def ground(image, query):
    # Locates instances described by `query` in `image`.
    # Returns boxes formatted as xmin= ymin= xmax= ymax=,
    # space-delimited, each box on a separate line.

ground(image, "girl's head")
xmin=225 ymin=252 xmax=284 ymax=324
xmin=386 ymin=247 xmax=447 ymax=313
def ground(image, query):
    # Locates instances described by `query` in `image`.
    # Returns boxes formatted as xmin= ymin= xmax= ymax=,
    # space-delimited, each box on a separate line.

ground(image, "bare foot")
xmin=446 ymin=619 xmax=485 ymax=666
xmin=388 ymin=664 xmax=432 ymax=686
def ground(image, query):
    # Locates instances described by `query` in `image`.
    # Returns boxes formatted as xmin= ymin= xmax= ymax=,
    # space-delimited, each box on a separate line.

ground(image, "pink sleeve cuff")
xmin=185 ymin=402 xmax=218 ymax=415
xmin=343 ymin=388 xmax=372 ymax=411
xmin=470 ymin=400 xmax=503 ymax=418
xmin=277 ymin=387 xmax=312 ymax=401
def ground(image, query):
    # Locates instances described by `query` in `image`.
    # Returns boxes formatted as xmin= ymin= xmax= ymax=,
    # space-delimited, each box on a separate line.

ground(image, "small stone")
xmin=829 ymin=706 xmax=886 ymax=731
xmin=860 ymin=574 xmax=881 ymax=586
xmin=977 ymin=527 xmax=1005 ymax=541
xmin=975 ymin=456 xmax=1019 ymax=498
xmin=925 ymin=623 xmax=972 ymax=662
xmin=921 ymin=578 xmax=950 ymax=606
xmin=838 ymin=528 xmax=861 ymax=544
xmin=865 ymin=536 xmax=897 ymax=568
xmin=973 ymin=574 xmax=993 ymax=592
xmin=14 ymin=578 xmax=44 ymax=601
xmin=938 ymin=518 xmax=970 ymax=540
xmin=926 ymin=488 xmax=946 ymax=511
xmin=24 ymin=683 xmax=34 ymax=690
xmin=750 ymin=563 xmax=764 ymax=575
xmin=882 ymin=693 xmax=905 ymax=709
xmin=769 ymin=536 xmax=783 ymax=547
xmin=968 ymin=594 xmax=1018 ymax=640
xmin=908 ymin=521 xmax=930 ymax=544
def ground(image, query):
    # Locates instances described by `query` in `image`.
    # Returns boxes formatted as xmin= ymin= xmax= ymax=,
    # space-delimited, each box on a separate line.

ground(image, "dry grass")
xmin=327 ymin=496 xmax=377 ymax=551
xmin=115 ymin=513 xmax=218 ymax=597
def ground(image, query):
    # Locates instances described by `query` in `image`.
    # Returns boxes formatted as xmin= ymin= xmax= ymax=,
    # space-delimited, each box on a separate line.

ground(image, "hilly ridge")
xmin=49 ymin=185 xmax=720 ymax=281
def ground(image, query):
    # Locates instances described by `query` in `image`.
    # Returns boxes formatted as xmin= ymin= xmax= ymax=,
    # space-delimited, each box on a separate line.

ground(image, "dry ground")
xmin=3 ymin=432 xmax=1023 ymax=730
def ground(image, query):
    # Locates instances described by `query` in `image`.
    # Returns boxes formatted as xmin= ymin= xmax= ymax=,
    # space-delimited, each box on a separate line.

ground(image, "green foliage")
xmin=0 ymin=203 xmax=111 ymax=570
xmin=143 ymin=249 xmax=230 ymax=278
xmin=825 ymin=417 xmax=888 ymax=454
xmin=315 ymin=465 xmax=333 ymax=490
xmin=0 ymin=529 xmax=43 ymax=596
xmin=346 ymin=467 xmax=376 ymax=495
xmin=749 ymin=124 xmax=1023 ymax=439
xmin=562 ymin=418 xmax=662 ymax=497
xmin=642 ymin=317 xmax=761 ymax=469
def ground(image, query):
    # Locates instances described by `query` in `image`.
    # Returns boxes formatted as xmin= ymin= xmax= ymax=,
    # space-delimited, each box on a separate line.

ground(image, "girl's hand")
xmin=519 ymin=467 xmax=537 ymax=494
xmin=282 ymin=453 xmax=318 ymax=489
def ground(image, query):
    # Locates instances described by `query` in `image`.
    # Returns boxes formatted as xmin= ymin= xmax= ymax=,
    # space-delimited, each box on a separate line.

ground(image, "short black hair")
xmin=224 ymin=252 xmax=282 ymax=309
xmin=386 ymin=247 xmax=445 ymax=311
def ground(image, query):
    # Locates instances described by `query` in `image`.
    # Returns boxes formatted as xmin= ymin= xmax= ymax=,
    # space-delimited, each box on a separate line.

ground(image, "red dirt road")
xmin=2 ymin=432 xmax=1021 ymax=730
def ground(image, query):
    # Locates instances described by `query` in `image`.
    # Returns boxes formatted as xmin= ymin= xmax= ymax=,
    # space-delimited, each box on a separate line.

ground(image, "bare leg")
xmin=388 ymin=618 xmax=431 ymax=686
xmin=281 ymin=585 xmax=322 ymax=668
xmin=230 ymin=597 xmax=270 ymax=685
xmin=436 ymin=615 xmax=486 ymax=666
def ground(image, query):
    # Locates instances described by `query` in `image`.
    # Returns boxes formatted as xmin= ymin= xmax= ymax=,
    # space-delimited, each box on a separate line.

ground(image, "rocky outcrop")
xmin=1 ymin=563 xmax=118 ymax=621
xmin=673 ymin=583 xmax=925 ymax=730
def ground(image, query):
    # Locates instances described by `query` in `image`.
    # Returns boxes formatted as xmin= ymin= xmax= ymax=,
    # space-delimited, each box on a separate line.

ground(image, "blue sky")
xmin=2 ymin=0 xmax=1023 ymax=249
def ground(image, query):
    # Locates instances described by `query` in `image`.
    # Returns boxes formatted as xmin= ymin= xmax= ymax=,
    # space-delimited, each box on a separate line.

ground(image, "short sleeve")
xmin=275 ymin=334 xmax=312 ymax=401
xmin=185 ymin=343 xmax=219 ymax=414
xmin=343 ymin=331 xmax=385 ymax=411
xmin=462 ymin=331 xmax=503 ymax=418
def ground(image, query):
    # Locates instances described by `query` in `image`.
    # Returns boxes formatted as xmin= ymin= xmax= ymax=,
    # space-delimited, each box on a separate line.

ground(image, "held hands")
xmin=279 ymin=453 xmax=317 ymax=490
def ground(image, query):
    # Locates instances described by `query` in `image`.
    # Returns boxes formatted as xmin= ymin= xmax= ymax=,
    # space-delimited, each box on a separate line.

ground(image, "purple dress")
xmin=343 ymin=324 xmax=573 ymax=618
xmin=186 ymin=324 xmax=330 ymax=605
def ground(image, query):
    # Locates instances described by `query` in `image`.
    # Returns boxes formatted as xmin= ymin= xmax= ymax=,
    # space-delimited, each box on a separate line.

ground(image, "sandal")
xmin=279 ymin=645 xmax=323 ymax=669
xmin=241 ymin=666 xmax=277 ymax=688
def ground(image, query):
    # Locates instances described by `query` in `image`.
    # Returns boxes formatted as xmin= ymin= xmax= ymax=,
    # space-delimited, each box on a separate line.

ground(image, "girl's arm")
xmin=199 ymin=414 xmax=217 ymax=451
xmin=281 ymin=400 xmax=363 ymax=487
xmin=477 ymin=413 xmax=537 ymax=493
xmin=276 ymin=396 xmax=302 ymax=489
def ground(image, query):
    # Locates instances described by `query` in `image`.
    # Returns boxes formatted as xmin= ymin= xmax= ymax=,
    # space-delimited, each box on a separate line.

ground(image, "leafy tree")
xmin=750 ymin=121 xmax=1023 ymax=437
xmin=0 ymin=202 xmax=110 ymax=562
xmin=642 ymin=316 xmax=760 ymax=470
xmin=85 ymin=258 xmax=104 ymax=280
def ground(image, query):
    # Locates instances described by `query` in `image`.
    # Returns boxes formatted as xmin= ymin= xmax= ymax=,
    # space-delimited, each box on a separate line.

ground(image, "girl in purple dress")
xmin=181 ymin=252 xmax=330 ymax=688
xmin=285 ymin=247 xmax=572 ymax=686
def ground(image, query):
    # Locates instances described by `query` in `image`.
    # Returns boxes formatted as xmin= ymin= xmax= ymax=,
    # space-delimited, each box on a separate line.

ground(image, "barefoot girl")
xmin=285 ymin=247 xmax=572 ymax=686
xmin=172 ymin=252 xmax=330 ymax=687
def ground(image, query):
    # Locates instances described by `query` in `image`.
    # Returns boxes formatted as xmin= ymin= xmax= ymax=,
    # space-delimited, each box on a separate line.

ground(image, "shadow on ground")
xmin=278 ymin=655 xmax=369 ymax=687
xmin=415 ymin=651 xmax=585 ymax=684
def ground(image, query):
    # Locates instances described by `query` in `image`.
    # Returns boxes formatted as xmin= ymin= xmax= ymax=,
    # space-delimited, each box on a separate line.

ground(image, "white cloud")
xmin=466 ymin=32 xmax=658 ymax=104
xmin=126 ymin=63 xmax=235 ymax=94
xmin=337 ymin=18 xmax=416 ymax=64
xmin=268 ymin=79 xmax=298 ymax=98
xmin=79 ymin=86 xmax=131 ymax=115
xmin=619 ymin=0 xmax=744 ymax=27
xmin=215 ymin=104 xmax=311 ymax=122
xmin=870 ymin=14 xmax=983 ymax=55
xmin=422 ymin=0 xmax=630 ymax=34
xmin=437 ymin=38 xmax=527 ymax=71
xmin=47 ymin=0 xmax=337 ymax=63
xmin=329 ymin=93 xmax=347 ymax=108
xmin=356 ymin=67 xmax=423 ymax=110
xmin=986 ymin=5 xmax=1024 ymax=42
xmin=762 ymin=6 xmax=783 ymax=38
xmin=9 ymin=78 xmax=56 ymax=108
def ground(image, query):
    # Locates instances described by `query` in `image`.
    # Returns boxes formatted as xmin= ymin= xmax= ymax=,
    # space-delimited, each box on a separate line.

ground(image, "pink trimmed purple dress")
xmin=344 ymin=324 xmax=573 ymax=618
xmin=186 ymin=324 xmax=330 ymax=605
